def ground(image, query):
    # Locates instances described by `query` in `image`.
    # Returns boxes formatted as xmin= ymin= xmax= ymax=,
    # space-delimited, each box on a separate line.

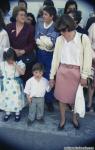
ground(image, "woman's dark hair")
xmin=85 ymin=17 xmax=95 ymax=32
xmin=43 ymin=0 xmax=54 ymax=7
xmin=0 ymin=9 xmax=5 ymax=31
xmin=32 ymin=63 xmax=44 ymax=73
xmin=37 ymin=8 xmax=43 ymax=18
xmin=0 ymin=0 xmax=10 ymax=14
xmin=27 ymin=13 xmax=36 ymax=26
xmin=18 ymin=0 xmax=27 ymax=9
xmin=67 ymin=10 xmax=82 ymax=24
xmin=14 ymin=6 xmax=27 ymax=18
xmin=55 ymin=14 xmax=76 ymax=32
xmin=3 ymin=48 xmax=16 ymax=61
xmin=43 ymin=6 xmax=57 ymax=21
xmin=64 ymin=0 xmax=78 ymax=14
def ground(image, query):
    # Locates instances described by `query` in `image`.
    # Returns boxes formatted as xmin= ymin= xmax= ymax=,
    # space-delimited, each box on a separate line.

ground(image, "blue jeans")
xmin=37 ymin=49 xmax=54 ymax=104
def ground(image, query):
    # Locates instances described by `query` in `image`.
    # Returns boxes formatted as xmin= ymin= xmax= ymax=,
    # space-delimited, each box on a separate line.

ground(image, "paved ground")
xmin=0 ymin=105 xmax=95 ymax=150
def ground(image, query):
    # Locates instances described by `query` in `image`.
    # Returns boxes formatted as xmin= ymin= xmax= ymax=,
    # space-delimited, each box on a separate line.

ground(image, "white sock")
xmin=15 ymin=112 xmax=20 ymax=115
xmin=6 ymin=111 xmax=11 ymax=115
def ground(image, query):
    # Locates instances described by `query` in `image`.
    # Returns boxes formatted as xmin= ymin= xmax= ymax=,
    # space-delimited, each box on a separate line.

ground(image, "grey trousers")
xmin=28 ymin=97 xmax=44 ymax=121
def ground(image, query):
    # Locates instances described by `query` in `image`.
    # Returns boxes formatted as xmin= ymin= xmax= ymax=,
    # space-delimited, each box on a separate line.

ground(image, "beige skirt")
xmin=54 ymin=64 xmax=80 ymax=104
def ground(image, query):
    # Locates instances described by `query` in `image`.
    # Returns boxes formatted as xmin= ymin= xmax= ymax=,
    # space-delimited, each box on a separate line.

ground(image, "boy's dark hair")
xmin=32 ymin=63 xmax=44 ymax=73
xmin=3 ymin=48 xmax=16 ymax=61
xmin=64 ymin=0 xmax=78 ymax=14
xmin=18 ymin=0 xmax=27 ymax=9
xmin=67 ymin=10 xmax=82 ymax=24
xmin=55 ymin=14 xmax=76 ymax=32
xmin=43 ymin=0 xmax=54 ymax=7
xmin=43 ymin=6 xmax=57 ymax=21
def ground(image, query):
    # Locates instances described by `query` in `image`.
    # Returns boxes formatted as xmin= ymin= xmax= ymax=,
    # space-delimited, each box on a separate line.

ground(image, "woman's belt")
xmin=61 ymin=64 xmax=80 ymax=69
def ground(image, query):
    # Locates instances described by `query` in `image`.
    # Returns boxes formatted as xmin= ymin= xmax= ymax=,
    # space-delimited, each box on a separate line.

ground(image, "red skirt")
xmin=54 ymin=64 xmax=80 ymax=104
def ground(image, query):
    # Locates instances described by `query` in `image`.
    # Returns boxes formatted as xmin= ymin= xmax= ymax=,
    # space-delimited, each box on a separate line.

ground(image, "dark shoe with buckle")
xmin=37 ymin=118 xmax=44 ymax=124
xmin=58 ymin=120 xmax=66 ymax=131
xmin=27 ymin=119 xmax=34 ymax=126
xmin=72 ymin=114 xmax=80 ymax=130
xmin=72 ymin=120 xmax=80 ymax=129
xmin=15 ymin=115 xmax=21 ymax=122
xmin=3 ymin=114 xmax=11 ymax=122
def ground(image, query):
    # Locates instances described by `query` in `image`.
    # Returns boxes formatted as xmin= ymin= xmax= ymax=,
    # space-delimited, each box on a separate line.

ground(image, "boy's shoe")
xmin=27 ymin=119 xmax=34 ymax=126
xmin=37 ymin=118 xmax=44 ymax=123
xmin=15 ymin=115 xmax=21 ymax=122
xmin=3 ymin=114 xmax=11 ymax=122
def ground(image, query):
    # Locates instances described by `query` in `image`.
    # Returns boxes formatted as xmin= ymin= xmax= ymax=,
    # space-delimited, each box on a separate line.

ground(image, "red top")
xmin=6 ymin=22 xmax=35 ymax=54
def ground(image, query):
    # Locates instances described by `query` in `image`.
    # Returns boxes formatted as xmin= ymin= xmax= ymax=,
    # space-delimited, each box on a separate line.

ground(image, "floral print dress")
xmin=0 ymin=61 xmax=26 ymax=112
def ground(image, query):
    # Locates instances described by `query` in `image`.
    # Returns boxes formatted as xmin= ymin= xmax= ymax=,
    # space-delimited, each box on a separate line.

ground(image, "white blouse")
xmin=61 ymin=32 xmax=81 ymax=66
xmin=24 ymin=77 xmax=50 ymax=98
xmin=0 ymin=29 xmax=10 ymax=62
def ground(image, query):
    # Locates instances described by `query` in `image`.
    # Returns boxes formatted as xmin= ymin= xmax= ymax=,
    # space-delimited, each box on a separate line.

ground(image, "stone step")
xmin=0 ymin=107 xmax=95 ymax=150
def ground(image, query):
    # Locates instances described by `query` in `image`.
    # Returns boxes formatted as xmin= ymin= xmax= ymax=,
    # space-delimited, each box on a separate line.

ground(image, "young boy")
xmin=24 ymin=63 xmax=50 ymax=126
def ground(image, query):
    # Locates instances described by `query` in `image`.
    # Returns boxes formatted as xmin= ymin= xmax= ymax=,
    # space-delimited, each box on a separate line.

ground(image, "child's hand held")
xmin=49 ymin=79 xmax=55 ymax=88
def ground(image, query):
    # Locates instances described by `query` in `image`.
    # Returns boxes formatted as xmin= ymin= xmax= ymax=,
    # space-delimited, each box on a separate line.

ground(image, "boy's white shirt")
xmin=24 ymin=76 xmax=51 ymax=98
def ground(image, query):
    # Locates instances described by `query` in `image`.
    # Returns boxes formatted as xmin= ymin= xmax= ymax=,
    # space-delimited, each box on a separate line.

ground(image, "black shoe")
xmin=37 ymin=118 xmax=44 ymax=123
xmin=86 ymin=106 xmax=93 ymax=112
xmin=72 ymin=120 xmax=80 ymax=129
xmin=15 ymin=115 xmax=21 ymax=122
xmin=3 ymin=114 xmax=11 ymax=122
xmin=58 ymin=121 xmax=66 ymax=131
xmin=27 ymin=119 xmax=34 ymax=126
xmin=46 ymin=103 xmax=54 ymax=112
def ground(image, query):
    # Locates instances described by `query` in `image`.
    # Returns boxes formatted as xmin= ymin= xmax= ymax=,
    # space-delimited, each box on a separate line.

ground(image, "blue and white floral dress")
xmin=0 ymin=61 xmax=26 ymax=113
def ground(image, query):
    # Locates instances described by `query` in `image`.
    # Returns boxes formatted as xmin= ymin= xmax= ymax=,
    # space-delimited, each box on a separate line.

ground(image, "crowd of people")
xmin=0 ymin=0 xmax=94 ymax=131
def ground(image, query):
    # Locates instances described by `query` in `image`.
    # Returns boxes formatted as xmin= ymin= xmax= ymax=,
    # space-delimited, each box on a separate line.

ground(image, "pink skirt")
xmin=54 ymin=64 xmax=80 ymax=104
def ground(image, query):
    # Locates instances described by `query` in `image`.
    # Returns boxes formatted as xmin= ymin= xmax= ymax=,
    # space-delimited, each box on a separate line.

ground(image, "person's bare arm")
xmin=26 ymin=94 xmax=32 ymax=103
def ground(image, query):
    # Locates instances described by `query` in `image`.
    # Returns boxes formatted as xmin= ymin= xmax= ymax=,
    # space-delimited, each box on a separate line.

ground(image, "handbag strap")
xmin=80 ymin=34 xmax=83 ymax=44
xmin=80 ymin=34 xmax=84 ymax=72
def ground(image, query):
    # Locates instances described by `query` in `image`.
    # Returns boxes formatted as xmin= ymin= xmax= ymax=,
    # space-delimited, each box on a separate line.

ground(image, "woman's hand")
xmin=19 ymin=50 xmax=25 ymax=55
xmin=80 ymin=78 xmax=87 ymax=87
xmin=14 ymin=49 xmax=21 ymax=57
xmin=14 ymin=49 xmax=25 ymax=57
xmin=49 ymin=79 xmax=55 ymax=88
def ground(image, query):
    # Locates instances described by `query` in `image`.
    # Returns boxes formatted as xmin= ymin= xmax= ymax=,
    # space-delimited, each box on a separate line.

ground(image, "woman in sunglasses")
xmin=50 ymin=14 xmax=92 ymax=130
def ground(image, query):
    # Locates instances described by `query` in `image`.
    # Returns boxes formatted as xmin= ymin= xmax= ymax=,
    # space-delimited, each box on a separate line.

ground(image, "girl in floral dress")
xmin=0 ymin=48 xmax=26 ymax=122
